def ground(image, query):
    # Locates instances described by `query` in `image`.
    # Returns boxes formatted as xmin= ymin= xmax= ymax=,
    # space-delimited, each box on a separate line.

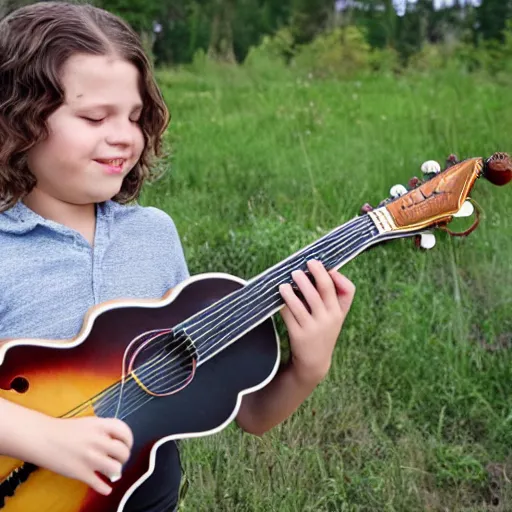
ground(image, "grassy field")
xmin=139 ymin=63 xmax=512 ymax=511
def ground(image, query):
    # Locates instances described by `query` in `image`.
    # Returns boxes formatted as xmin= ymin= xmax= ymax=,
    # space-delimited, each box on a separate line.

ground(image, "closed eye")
xmin=81 ymin=117 xmax=104 ymax=124
xmin=81 ymin=116 xmax=141 ymax=125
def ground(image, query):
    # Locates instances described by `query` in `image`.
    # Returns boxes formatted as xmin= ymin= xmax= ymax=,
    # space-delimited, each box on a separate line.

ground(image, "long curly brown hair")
xmin=0 ymin=1 xmax=170 ymax=212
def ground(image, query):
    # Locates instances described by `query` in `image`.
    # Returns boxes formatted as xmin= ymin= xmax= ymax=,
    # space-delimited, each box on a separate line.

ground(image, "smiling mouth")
xmin=95 ymin=158 xmax=126 ymax=174
xmin=96 ymin=158 xmax=125 ymax=167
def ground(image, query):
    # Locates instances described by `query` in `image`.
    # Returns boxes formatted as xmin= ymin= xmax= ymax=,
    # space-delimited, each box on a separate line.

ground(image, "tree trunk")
xmin=207 ymin=0 xmax=236 ymax=63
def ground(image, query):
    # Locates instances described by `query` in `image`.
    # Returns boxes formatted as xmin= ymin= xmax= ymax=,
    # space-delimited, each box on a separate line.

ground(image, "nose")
xmin=105 ymin=118 xmax=139 ymax=147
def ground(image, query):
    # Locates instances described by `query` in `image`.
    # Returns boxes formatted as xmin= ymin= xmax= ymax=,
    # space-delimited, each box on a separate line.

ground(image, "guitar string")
xmin=88 ymin=220 xmax=380 ymax=419
xmin=89 ymin=233 xmax=366 ymax=416
xmin=101 ymin=218 xmax=371 ymax=395
xmin=184 ymin=219 xmax=374 ymax=359
xmin=65 ymin=219 xmax=378 ymax=419
xmin=181 ymin=218 xmax=371 ymax=346
xmin=94 ymin=238 xmax=371 ymax=418
xmin=87 ymin=219 xmax=377 ymax=418
xmin=72 ymin=219 xmax=374 ymax=419
xmin=88 ymin=221 xmax=377 ymax=419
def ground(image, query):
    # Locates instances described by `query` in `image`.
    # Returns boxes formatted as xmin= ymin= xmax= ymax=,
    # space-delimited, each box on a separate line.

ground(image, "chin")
xmin=89 ymin=188 xmax=122 ymax=204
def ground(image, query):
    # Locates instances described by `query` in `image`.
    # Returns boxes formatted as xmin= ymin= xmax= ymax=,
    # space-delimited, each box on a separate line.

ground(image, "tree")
xmin=206 ymin=0 xmax=236 ymax=63
xmin=289 ymin=0 xmax=334 ymax=44
xmin=152 ymin=0 xmax=210 ymax=65
xmin=347 ymin=0 xmax=397 ymax=49
xmin=476 ymin=0 xmax=512 ymax=42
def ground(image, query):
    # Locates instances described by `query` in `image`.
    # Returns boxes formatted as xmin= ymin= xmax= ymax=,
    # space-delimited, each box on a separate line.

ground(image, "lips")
xmin=95 ymin=158 xmax=126 ymax=174
xmin=96 ymin=158 xmax=125 ymax=166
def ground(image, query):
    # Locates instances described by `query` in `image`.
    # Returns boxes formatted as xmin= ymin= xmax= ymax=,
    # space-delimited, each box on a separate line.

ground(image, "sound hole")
xmin=131 ymin=331 xmax=197 ymax=396
xmin=10 ymin=376 xmax=29 ymax=393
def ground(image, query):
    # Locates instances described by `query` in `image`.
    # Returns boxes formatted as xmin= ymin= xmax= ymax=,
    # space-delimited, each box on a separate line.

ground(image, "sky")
xmin=336 ymin=0 xmax=482 ymax=16
xmin=394 ymin=0 xmax=482 ymax=16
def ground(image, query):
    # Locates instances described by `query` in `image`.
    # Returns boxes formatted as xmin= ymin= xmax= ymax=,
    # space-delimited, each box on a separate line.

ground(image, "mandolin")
xmin=0 ymin=153 xmax=511 ymax=511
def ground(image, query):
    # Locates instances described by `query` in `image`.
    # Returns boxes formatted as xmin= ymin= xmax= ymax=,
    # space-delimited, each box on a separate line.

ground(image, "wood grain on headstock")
xmin=385 ymin=157 xmax=484 ymax=232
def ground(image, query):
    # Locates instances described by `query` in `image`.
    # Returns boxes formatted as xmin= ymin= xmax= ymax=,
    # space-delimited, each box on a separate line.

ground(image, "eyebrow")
xmin=74 ymin=102 xmax=143 ymax=112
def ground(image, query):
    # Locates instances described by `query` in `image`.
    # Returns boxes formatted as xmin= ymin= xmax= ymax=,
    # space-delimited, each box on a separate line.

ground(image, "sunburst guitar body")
xmin=0 ymin=275 xmax=280 ymax=511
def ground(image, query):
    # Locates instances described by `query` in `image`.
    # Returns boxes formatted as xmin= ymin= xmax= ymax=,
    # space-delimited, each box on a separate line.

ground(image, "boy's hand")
xmin=29 ymin=416 xmax=133 ymax=495
xmin=278 ymin=259 xmax=355 ymax=385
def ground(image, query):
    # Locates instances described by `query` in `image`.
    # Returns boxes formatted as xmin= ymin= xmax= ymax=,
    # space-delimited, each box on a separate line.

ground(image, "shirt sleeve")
xmin=147 ymin=207 xmax=190 ymax=288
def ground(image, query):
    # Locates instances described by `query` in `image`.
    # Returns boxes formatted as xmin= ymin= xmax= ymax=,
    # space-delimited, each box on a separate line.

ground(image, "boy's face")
xmin=26 ymin=53 xmax=145 ymax=205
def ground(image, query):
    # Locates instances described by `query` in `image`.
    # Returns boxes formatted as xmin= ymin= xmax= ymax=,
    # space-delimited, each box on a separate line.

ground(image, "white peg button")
xmin=419 ymin=232 xmax=436 ymax=249
xmin=421 ymin=160 xmax=441 ymax=174
xmin=390 ymin=184 xmax=408 ymax=199
xmin=453 ymin=201 xmax=474 ymax=218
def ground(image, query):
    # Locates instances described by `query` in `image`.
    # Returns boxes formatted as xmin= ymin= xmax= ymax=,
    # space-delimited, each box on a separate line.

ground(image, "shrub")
xmin=292 ymin=26 xmax=371 ymax=79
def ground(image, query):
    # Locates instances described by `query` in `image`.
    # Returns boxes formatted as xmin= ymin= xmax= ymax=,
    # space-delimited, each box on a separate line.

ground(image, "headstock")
xmin=362 ymin=152 xmax=512 ymax=249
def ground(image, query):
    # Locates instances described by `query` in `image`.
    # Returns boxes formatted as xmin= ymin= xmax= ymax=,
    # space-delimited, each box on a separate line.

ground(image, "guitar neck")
xmin=177 ymin=214 xmax=388 ymax=364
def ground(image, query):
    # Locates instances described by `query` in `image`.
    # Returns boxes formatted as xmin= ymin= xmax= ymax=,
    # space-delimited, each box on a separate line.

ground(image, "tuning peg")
xmin=483 ymin=152 xmax=512 ymax=186
xmin=414 ymin=231 xmax=436 ymax=250
xmin=360 ymin=203 xmax=374 ymax=214
xmin=408 ymin=176 xmax=421 ymax=189
xmin=452 ymin=200 xmax=474 ymax=218
xmin=421 ymin=160 xmax=441 ymax=175
xmin=445 ymin=154 xmax=459 ymax=168
xmin=390 ymin=184 xmax=408 ymax=199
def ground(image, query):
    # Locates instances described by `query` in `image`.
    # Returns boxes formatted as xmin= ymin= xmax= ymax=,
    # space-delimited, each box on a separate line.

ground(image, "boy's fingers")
xmin=103 ymin=419 xmax=133 ymax=448
xmin=279 ymin=304 xmax=299 ymax=333
xmin=307 ymin=260 xmax=338 ymax=310
xmin=89 ymin=474 xmax=112 ymax=496
xmin=291 ymin=269 xmax=323 ymax=315
xmin=105 ymin=439 xmax=131 ymax=464
xmin=279 ymin=283 xmax=310 ymax=327
xmin=330 ymin=271 xmax=356 ymax=316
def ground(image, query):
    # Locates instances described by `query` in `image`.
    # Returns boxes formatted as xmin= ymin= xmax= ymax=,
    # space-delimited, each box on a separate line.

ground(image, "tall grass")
xmin=140 ymin=63 xmax=512 ymax=511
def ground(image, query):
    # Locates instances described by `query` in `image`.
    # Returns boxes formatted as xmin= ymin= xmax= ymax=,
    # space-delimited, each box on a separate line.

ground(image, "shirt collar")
xmin=0 ymin=200 xmax=118 ymax=235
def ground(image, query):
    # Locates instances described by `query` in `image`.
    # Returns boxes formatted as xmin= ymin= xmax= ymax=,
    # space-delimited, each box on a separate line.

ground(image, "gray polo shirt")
xmin=0 ymin=199 xmax=189 ymax=511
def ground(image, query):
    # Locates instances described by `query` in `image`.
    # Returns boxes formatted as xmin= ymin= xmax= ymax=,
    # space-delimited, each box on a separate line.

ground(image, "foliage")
xmin=368 ymin=46 xmax=400 ymax=74
xmin=3 ymin=0 xmax=512 ymax=77
xmin=407 ymin=43 xmax=444 ymax=72
xmin=245 ymin=27 xmax=295 ymax=65
xmin=95 ymin=0 xmax=163 ymax=33
xmin=293 ymin=26 xmax=371 ymax=79
xmin=476 ymin=0 xmax=512 ymax=42
xmin=243 ymin=28 xmax=295 ymax=80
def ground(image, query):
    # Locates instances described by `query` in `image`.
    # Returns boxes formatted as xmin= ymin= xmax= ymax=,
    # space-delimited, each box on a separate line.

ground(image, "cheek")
xmin=34 ymin=122 xmax=94 ymax=167
xmin=27 ymin=124 xmax=95 ymax=183
xmin=50 ymin=121 xmax=95 ymax=156
xmin=134 ymin=128 xmax=145 ymax=158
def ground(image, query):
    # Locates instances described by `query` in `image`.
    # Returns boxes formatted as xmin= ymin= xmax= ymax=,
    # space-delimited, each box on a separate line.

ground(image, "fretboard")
xmin=177 ymin=215 xmax=380 ymax=364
